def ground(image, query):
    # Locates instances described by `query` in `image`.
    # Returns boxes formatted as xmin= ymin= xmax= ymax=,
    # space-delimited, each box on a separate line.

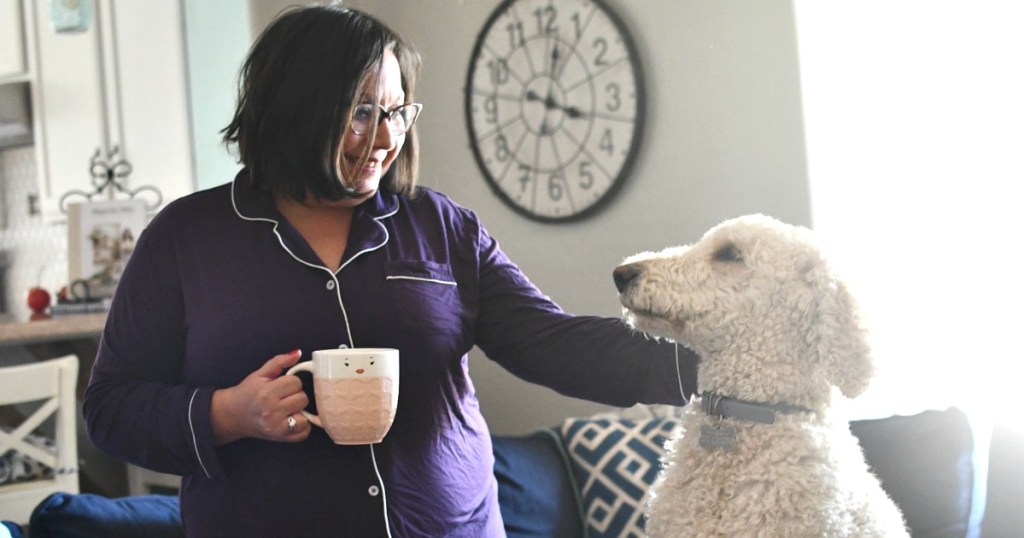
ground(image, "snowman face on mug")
xmin=343 ymin=355 xmax=382 ymax=376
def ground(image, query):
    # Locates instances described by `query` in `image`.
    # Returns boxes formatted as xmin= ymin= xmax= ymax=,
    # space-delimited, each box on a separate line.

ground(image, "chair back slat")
xmin=0 ymin=361 xmax=62 ymax=405
xmin=0 ymin=397 xmax=59 ymax=462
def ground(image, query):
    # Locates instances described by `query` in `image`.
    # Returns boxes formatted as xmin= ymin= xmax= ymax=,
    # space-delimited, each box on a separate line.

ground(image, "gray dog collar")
xmin=701 ymin=391 xmax=813 ymax=424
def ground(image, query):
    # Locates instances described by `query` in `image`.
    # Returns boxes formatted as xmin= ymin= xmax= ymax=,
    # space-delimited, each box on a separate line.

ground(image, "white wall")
xmin=340 ymin=0 xmax=810 ymax=434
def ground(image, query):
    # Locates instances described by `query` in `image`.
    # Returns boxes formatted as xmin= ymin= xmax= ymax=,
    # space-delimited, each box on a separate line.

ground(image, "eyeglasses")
xmin=350 ymin=102 xmax=423 ymax=136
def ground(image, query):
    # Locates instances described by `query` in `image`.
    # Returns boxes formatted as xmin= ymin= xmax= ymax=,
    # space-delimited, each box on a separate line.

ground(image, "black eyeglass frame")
xmin=349 ymin=102 xmax=423 ymax=136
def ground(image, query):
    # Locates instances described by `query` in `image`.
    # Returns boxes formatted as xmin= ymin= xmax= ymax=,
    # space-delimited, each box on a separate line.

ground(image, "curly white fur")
xmin=615 ymin=214 xmax=909 ymax=537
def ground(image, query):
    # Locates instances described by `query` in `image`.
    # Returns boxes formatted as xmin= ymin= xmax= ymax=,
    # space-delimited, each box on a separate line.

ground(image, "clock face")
xmin=465 ymin=0 xmax=645 ymax=222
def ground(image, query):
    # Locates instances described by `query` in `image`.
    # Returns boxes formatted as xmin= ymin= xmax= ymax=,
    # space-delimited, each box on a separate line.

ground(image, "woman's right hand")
xmin=210 ymin=349 xmax=311 ymax=446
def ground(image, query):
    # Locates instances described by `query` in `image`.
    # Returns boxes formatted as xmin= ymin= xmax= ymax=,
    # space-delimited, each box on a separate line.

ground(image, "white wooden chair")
xmin=0 ymin=354 xmax=79 ymax=524
xmin=127 ymin=464 xmax=181 ymax=495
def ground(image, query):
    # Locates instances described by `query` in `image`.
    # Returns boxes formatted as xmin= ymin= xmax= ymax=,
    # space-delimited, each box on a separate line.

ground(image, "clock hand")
xmin=526 ymin=89 xmax=588 ymax=120
xmin=563 ymin=105 xmax=585 ymax=119
xmin=544 ymin=93 xmax=559 ymax=110
xmin=548 ymin=96 xmax=588 ymax=119
xmin=525 ymin=90 xmax=562 ymax=113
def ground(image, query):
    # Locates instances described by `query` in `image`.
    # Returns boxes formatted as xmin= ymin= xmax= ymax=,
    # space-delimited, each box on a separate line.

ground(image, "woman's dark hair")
xmin=222 ymin=4 xmax=421 ymax=200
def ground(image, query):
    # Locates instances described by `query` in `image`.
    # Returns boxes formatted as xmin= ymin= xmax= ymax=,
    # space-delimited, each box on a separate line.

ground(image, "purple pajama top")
xmin=83 ymin=171 xmax=698 ymax=537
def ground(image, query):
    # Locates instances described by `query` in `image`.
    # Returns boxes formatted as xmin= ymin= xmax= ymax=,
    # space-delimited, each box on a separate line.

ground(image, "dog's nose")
xmin=613 ymin=263 xmax=642 ymax=293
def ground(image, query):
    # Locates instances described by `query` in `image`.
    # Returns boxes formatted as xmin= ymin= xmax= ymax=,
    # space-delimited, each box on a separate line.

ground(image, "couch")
xmin=4 ymin=407 xmax=987 ymax=538
xmin=494 ymin=406 xmax=988 ymax=538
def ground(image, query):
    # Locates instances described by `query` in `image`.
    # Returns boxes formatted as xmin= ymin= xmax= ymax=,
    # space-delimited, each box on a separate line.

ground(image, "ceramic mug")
xmin=286 ymin=348 xmax=399 ymax=445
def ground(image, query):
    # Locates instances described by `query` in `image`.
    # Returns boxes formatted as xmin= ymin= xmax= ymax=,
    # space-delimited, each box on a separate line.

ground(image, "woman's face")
xmin=337 ymin=50 xmax=406 ymax=204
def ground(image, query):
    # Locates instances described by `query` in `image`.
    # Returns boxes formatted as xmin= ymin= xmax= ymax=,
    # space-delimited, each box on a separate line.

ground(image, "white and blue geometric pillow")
xmin=558 ymin=417 xmax=679 ymax=538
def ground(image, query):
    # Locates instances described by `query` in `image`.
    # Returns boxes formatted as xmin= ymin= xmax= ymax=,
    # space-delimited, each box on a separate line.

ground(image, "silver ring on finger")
xmin=286 ymin=415 xmax=297 ymax=434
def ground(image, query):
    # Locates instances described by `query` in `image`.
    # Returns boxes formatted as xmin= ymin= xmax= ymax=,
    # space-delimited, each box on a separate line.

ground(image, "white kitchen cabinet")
xmin=0 ymin=0 xmax=26 ymax=78
xmin=30 ymin=0 xmax=195 ymax=221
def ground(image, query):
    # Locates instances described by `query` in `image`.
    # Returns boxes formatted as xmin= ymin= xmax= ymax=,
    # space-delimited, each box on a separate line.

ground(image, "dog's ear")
xmin=804 ymin=264 xmax=874 ymax=398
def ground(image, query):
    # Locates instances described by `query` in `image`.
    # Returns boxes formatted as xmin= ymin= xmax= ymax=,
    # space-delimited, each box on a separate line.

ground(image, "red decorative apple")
xmin=28 ymin=286 xmax=51 ymax=313
xmin=27 ymin=267 xmax=52 ymax=317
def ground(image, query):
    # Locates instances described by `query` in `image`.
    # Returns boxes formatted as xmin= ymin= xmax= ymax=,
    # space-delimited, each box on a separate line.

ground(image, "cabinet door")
xmin=108 ymin=0 xmax=195 ymax=209
xmin=32 ymin=0 xmax=108 ymax=220
xmin=0 ymin=0 xmax=25 ymax=77
xmin=32 ymin=0 xmax=194 ymax=221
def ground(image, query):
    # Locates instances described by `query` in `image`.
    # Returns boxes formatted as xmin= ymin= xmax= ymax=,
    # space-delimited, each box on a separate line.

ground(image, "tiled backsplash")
xmin=0 ymin=146 xmax=69 ymax=320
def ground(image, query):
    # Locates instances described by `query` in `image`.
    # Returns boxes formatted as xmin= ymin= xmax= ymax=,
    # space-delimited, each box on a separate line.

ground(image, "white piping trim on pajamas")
xmin=188 ymin=388 xmax=212 ymax=479
xmin=385 ymin=275 xmax=457 ymax=286
xmin=232 ymin=178 xmax=398 ymax=533
xmin=230 ymin=178 xmax=398 ymax=349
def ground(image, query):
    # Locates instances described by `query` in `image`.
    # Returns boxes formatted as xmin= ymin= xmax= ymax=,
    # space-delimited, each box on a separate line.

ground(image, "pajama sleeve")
xmin=83 ymin=223 xmax=224 ymax=479
xmin=471 ymin=220 xmax=697 ymax=407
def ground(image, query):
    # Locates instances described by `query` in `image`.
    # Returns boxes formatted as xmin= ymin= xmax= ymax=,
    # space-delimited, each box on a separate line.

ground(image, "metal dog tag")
xmin=699 ymin=423 xmax=737 ymax=451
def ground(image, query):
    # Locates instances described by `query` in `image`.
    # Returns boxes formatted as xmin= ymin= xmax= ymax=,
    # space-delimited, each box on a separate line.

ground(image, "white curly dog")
xmin=613 ymin=214 xmax=909 ymax=537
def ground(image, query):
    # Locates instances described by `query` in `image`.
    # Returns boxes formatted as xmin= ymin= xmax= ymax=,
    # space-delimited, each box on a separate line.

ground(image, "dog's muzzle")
xmin=613 ymin=263 xmax=643 ymax=293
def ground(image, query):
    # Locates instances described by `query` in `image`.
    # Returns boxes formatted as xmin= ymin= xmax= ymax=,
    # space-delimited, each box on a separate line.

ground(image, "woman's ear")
xmin=805 ymin=264 xmax=874 ymax=398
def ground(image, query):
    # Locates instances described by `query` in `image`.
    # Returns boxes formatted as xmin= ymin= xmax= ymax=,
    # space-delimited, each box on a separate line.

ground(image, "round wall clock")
xmin=465 ymin=0 xmax=645 ymax=222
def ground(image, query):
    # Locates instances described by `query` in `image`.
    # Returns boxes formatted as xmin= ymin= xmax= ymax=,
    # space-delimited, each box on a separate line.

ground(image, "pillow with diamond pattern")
xmin=558 ymin=417 xmax=679 ymax=538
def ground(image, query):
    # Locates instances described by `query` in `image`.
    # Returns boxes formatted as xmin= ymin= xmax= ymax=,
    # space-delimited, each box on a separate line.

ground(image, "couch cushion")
xmin=851 ymin=407 xmax=985 ymax=538
xmin=493 ymin=430 xmax=584 ymax=538
xmin=558 ymin=417 xmax=679 ymax=538
xmin=29 ymin=492 xmax=182 ymax=538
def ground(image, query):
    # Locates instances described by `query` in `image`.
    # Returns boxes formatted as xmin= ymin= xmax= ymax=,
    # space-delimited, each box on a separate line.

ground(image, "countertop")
xmin=0 ymin=313 xmax=106 ymax=346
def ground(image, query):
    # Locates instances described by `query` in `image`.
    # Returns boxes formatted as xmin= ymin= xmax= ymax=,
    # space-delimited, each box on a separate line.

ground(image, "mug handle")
xmin=284 ymin=362 xmax=323 ymax=429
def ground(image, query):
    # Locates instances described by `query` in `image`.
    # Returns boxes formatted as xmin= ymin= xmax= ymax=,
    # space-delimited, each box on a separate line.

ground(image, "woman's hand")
xmin=211 ymin=349 xmax=311 ymax=445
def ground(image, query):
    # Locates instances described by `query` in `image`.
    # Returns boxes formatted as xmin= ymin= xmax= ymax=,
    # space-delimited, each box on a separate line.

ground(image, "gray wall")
xmin=252 ymin=0 xmax=810 ymax=434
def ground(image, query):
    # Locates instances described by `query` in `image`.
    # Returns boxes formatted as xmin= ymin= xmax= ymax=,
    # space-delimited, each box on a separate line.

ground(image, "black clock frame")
xmin=463 ymin=0 xmax=646 ymax=223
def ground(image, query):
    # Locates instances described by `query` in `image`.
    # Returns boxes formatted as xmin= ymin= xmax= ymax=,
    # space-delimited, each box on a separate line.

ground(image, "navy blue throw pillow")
xmin=29 ymin=492 xmax=182 ymax=538
xmin=492 ymin=430 xmax=584 ymax=538
xmin=851 ymin=407 xmax=985 ymax=538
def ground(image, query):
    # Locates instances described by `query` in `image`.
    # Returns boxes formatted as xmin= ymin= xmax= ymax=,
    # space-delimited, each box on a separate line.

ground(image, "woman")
xmin=83 ymin=4 xmax=697 ymax=536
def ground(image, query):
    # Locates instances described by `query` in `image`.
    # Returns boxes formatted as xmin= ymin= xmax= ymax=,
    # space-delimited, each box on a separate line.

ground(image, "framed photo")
xmin=66 ymin=198 xmax=146 ymax=300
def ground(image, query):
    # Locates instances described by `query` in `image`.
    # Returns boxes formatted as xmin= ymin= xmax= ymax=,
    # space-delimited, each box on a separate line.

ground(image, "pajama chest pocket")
xmin=386 ymin=261 xmax=461 ymax=334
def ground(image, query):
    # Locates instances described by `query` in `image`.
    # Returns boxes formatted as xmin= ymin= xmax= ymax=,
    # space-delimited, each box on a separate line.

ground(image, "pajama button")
xmin=368 ymin=485 xmax=379 ymax=496
xmin=326 ymin=280 xmax=336 ymax=290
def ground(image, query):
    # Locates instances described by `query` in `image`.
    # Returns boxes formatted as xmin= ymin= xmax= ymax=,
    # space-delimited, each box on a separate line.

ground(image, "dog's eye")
xmin=713 ymin=243 xmax=743 ymax=263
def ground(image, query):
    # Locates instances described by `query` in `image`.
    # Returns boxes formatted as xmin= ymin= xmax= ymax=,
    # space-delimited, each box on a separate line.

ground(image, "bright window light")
xmin=793 ymin=2 xmax=1024 ymax=421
